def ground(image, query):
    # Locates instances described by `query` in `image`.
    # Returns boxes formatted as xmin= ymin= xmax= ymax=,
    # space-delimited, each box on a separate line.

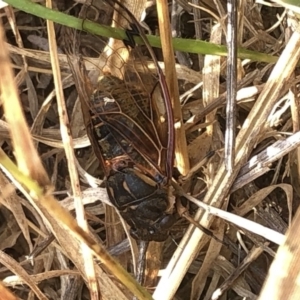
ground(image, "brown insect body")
xmin=70 ymin=0 xmax=176 ymax=241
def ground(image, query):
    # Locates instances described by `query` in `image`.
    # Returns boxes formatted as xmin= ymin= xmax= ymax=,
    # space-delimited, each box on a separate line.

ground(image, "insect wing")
xmin=83 ymin=0 xmax=175 ymax=181
xmin=66 ymin=0 xmax=177 ymax=241
xmin=108 ymin=0 xmax=175 ymax=179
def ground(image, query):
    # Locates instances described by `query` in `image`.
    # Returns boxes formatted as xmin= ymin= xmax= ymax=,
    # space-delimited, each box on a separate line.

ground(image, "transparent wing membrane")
xmin=65 ymin=0 xmax=176 ymax=241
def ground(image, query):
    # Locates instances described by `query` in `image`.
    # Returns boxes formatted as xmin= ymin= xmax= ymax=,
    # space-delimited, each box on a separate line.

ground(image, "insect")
xmin=68 ymin=0 xmax=176 ymax=241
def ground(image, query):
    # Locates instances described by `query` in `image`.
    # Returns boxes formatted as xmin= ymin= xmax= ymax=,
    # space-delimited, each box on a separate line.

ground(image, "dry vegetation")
xmin=0 ymin=0 xmax=300 ymax=299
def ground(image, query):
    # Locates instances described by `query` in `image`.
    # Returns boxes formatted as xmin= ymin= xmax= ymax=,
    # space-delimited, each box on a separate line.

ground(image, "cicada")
xmin=67 ymin=0 xmax=176 ymax=241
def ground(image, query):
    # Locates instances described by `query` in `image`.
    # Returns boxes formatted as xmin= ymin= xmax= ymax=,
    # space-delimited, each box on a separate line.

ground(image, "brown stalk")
xmin=156 ymin=0 xmax=190 ymax=176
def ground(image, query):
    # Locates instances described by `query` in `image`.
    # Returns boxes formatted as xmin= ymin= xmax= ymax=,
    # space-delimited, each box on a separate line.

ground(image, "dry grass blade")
xmin=232 ymin=131 xmax=300 ymax=191
xmin=224 ymin=0 xmax=238 ymax=172
xmin=191 ymin=217 xmax=225 ymax=299
xmin=0 ymin=250 xmax=47 ymax=300
xmin=0 ymin=18 xmax=49 ymax=188
xmin=45 ymin=0 xmax=98 ymax=298
xmin=213 ymin=245 xmax=265 ymax=300
xmin=3 ymin=270 xmax=80 ymax=287
xmin=233 ymin=184 xmax=293 ymax=226
xmin=173 ymin=184 xmax=285 ymax=245
xmin=258 ymin=205 xmax=300 ymax=300
xmin=0 ymin=170 xmax=32 ymax=252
